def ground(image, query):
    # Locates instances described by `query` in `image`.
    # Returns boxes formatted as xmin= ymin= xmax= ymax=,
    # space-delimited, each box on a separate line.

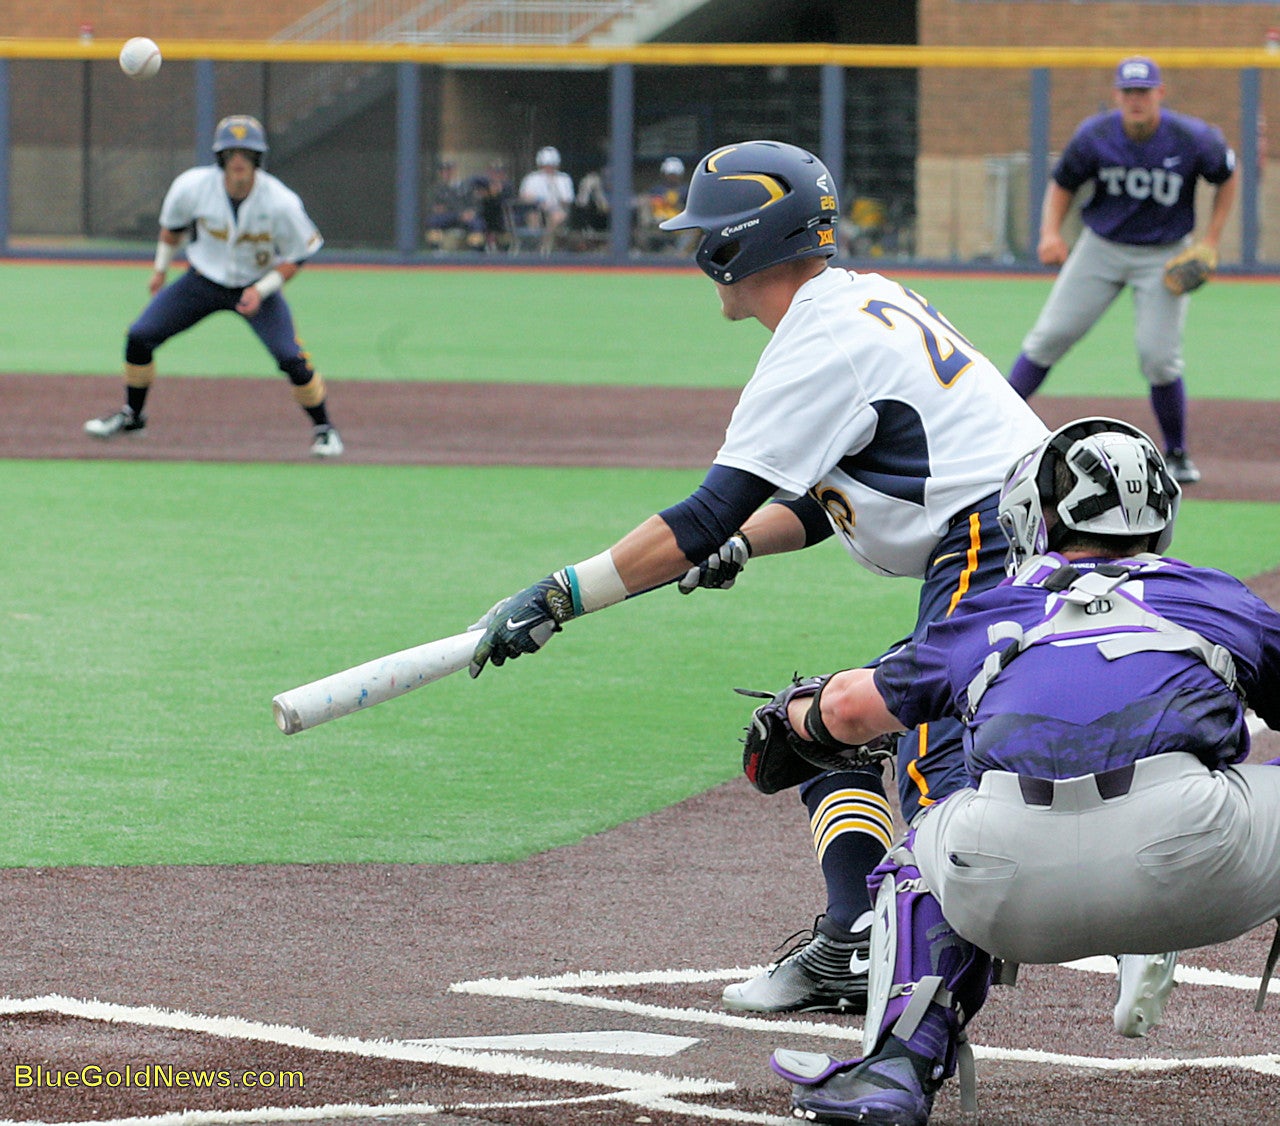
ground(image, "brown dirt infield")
xmin=2 ymin=373 xmax=1280 ymax=1126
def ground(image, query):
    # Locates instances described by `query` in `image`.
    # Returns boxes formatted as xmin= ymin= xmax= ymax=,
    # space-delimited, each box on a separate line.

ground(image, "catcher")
xmin=757 ymin=419 xmax=1280 ymax=1126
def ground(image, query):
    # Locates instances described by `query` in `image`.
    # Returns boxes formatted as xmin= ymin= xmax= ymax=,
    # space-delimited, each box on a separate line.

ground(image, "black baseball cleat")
xmin=84 ymin=408 xmax=146 ymax=439
xmin=722 ymin=916 xmax=870 ymax=1014
xmin=1164 ymin=449 xmax=1201 ymax=485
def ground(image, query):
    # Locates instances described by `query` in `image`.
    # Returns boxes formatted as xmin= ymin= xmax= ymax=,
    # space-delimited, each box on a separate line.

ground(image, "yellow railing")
xmin=4 ymin=39 xmax=1280 ymax=68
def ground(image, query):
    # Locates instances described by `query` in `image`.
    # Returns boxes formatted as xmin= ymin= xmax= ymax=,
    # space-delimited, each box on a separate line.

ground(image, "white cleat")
xmin=310 ymin=426 xmax=344 ymax=459
xmin=1114 ymin=952 xmax=1179 ymax=1037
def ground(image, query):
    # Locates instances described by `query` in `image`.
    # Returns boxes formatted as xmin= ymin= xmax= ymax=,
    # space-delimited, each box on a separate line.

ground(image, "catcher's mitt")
xmin=737 ymin=677 xmax=895 ymax=795
xmin=1163 ymin=243 xmax=1217 ymax=296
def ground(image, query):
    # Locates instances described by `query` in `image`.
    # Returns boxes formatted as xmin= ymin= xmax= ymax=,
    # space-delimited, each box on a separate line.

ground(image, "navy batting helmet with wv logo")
xmin=213 ymin=115 xmax=269 ymax=166
xmin=659 ymin=140 xmax=839 ymax=284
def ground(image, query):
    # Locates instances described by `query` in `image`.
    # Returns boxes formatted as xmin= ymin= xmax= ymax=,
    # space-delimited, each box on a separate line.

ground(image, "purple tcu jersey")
xmin=874 ymin=554 xmax=1280 ymax=781
xmin=1054 ymin=108 xmax=1235 ymax=245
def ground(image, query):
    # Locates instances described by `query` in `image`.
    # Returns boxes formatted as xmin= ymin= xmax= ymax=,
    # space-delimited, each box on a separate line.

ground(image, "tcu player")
xmin=85 ymin=115 xmax=343 ymax=458
xmin=770 ymin=420 xmax=1280 ymax=1126
xmin=466 ymin=140 xmax=1046 ymax=1012
xmin=1008 ymin=57 xmax=1237 ymax=485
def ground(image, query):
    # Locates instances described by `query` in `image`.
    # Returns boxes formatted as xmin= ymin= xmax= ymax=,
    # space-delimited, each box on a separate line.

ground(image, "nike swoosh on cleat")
xmin=849 ymin=951 xmax=871 ymax=974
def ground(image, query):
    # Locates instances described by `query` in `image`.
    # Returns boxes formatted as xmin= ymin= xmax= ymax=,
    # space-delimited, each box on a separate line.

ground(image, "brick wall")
xmin=7 ymin=0 xmax=320 ymax=40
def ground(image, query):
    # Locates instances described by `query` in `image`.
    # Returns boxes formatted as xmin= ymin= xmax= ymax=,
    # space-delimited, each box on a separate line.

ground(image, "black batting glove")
xmin=468 ymin=570 xmax=579 ymax=678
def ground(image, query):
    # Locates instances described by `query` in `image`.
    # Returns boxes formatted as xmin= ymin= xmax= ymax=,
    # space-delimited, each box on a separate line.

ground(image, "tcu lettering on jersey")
xmin=1097 ymin=165 xmax=1183 ymax=206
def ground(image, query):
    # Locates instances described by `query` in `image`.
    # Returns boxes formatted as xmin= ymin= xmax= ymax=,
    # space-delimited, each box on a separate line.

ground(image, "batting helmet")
xmin=998 ymin=417 xmax=1180 ymax=571
xmin=658 ymin=140 xmax=839 ymax=284
xmin=213 ymin=115 xmax=268 ymax=166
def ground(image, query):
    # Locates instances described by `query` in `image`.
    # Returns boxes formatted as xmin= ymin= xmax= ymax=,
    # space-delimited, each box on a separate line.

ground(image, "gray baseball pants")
xmin=1020 ymin=227 xmax=1191 ymax=387
xmin=913 ymin=752 xmax=1280 ymax=963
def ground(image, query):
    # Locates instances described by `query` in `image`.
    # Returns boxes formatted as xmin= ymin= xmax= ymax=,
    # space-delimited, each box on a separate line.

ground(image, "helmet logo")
xmin=705 ymin=146 xmax=739 ymax=173
xmin=817 ymin=173 xmax=830 ymax=191
xmin=817 ymin=227 xmax=836 ymax=247
xmin=721 ymin=218 xmax=761 ymax=236
xmin=231 ymin=125 xmax=247 ymax=141
xmin=720 ymin=173 xmax=785 ymax=206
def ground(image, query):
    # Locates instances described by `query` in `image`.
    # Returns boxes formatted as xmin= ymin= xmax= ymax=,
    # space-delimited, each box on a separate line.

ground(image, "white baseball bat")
xmin=272 ymin=630 xmax=482 ymax=735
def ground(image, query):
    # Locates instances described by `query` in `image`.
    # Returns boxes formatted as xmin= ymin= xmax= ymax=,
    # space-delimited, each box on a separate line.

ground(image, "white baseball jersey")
xmin=159 ymin=166 xmax=324 ymax=288
xmin=519 ymin=169 xmax=574 ymax=210
xmin=716 ymin=267 xmax=1048 ymax=578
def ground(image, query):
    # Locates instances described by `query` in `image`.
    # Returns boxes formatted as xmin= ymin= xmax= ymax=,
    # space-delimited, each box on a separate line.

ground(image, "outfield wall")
xmin=2 ymin=40 xmax=1278 ymax=267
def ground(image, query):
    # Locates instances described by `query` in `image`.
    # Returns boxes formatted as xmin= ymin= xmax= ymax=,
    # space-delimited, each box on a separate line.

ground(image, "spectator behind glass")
xmin=518 ymin=145 xmax=575 ymax=252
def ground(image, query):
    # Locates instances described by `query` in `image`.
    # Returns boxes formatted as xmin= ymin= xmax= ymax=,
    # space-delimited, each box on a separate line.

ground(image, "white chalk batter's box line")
xmin=3 ymin=957 xmax=1279 ymax=1126
xmin=451 ymin=959 xmax=1280 ymax=1075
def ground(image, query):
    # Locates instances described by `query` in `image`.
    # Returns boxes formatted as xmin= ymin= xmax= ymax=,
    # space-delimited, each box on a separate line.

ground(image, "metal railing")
xmin=274 ymin=0 xmax=650 ymax=44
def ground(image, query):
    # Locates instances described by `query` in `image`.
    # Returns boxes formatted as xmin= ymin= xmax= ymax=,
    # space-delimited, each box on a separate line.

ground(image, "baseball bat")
xmin=272 ymin=630 xmax=482 ymax=735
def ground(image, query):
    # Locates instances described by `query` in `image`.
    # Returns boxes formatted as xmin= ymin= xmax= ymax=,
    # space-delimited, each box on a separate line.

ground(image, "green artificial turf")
xmin=2 ymin=261 xmax=1277 ymax=398
xmin=2 ymin=458 xmax=1275 ymax=868
xmin=0 ymin=459 xmax=912 ymax=867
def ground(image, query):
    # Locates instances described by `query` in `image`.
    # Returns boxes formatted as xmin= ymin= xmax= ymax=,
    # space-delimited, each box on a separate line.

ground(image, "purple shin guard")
xmin=864 ymin=838 xmax=992 ymax=1081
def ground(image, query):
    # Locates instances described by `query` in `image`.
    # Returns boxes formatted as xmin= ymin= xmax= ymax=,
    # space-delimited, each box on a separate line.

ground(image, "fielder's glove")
xmin=737 ymin=676 xmax=895 ymax=795
xmin=1163 ymin=243 xmax=1217 ymax=296
xmin=468 ymin=571 xmax=578 ymax=678
xmin=678 ymin=532 xmax=752 ymax=594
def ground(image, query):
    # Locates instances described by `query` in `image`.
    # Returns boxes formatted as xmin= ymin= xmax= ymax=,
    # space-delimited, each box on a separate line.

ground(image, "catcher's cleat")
xmin=84 ymin=408 xmax=146 ymax=439
xmin=779 ymin=1038 xmax=937 ymax=1126
xmin=723 ymin=916 xmax=870 ymax=1014
xmin=310 ymin=425 xmax=344 ymax=459
xmin=1114 ymin=951 xmax=1179 ymax=1038
xmin=1164 ymin=449 xmax=1201 ymax=486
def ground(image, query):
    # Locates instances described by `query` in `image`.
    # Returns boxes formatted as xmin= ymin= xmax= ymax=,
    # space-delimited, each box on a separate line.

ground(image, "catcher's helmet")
xmin=998 ymin=417 xmax=1180 ymax=571
xmin=213 ymin=115 xmax=268 ymax=166
xmin=659 ymin=140 xmax=839 ymax=284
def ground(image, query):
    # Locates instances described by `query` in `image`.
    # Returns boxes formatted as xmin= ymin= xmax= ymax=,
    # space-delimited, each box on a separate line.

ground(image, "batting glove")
xmin=468 ymin=571 xmax=578 ymax=678
xmin=678 ymin=533 xmax=751 ymax=595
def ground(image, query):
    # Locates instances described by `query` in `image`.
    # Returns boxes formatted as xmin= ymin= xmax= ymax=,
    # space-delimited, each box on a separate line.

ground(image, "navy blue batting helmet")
xmin=213 ymin=115 xmax=268 ymax=164
xmin=658 ymin=140 xmax=839 ymax=284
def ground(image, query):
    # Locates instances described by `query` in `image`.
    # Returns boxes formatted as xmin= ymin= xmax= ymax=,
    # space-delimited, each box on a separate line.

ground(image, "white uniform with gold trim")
xmin=159 ymin=166 xmax=323 ymax=288
xmin=715 ymin=267 xmax=1048 ymax=578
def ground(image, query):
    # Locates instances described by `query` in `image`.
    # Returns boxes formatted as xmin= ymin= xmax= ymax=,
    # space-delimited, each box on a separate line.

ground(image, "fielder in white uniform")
xmin=465 ymin=140 xmax=1047 ymax=1016
xmin=84 ymin=114 xmax=342 ymax=458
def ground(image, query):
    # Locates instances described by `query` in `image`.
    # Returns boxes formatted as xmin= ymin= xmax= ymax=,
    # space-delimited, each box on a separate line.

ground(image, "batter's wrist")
xmin=153 ymin=241 xmax=174 ymax=273
xmin=563 ymin=550 xmax=627 ymax=615
xmin=253 ymin=269 xmax=285 ymax=299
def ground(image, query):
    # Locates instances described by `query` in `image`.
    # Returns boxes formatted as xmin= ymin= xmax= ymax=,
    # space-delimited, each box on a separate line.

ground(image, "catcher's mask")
xmin=997 ymin=417 xmax=1181 ymax=572
xmin=658 ymin=140 xmax=839 ymax=284
xmin=213 ymin=115 xmax=268 ymax=168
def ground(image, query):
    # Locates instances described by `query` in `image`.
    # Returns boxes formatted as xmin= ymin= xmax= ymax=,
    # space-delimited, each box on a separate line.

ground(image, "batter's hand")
xmin=468 ymin=571 xmax=578 ymax=677
xmin=236 ymin=287 xmax=263 ymax=317
xmin=678 ymin=533 xmax=751 ymax=594
xmin=148 ymin=270 xmax=167 ymax=296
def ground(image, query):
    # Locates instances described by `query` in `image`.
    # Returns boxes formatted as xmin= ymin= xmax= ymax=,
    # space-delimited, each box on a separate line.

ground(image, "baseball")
xmin=119 ymin=37 xmax=162 ymax=81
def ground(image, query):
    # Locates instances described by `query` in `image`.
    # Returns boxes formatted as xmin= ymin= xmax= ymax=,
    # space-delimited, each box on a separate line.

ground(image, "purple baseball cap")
xmin=1114 ymin=56 xmax=1162 ymax=89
